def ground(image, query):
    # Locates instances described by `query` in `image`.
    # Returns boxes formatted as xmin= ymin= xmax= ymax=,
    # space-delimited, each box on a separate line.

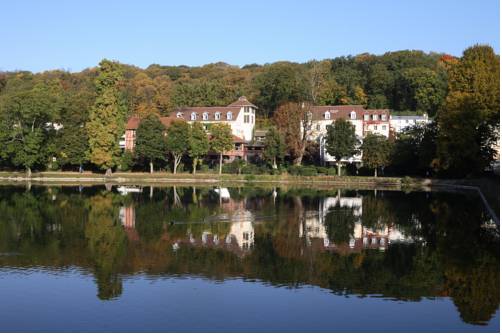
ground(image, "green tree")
xmin=0 ymin=81 xmax=63 ymax=175
xmin=135 ymin=114 xmax=167 ymax=173
xmin=263 ymin=127 xmax=286 ymax=169
xmin=361 ymin=133 xmax=393 ymax=177
xmin=390 ymin=122 xmax=438 ymax=176
xmin=398 ymin=67 xmax=446 ymax=116
xmin=165 ymin=120 xmax=190 ymax=174
xmin=325 ymin=119 xmax=359 ymax=176
xmin=55 ymin=125 xmax=89 ymax=170
xmin=253 ymin=62 xmax=308 ymax=116
xmin=188 ymin=122 xmax=210 ymax=174
xmin=86 ymin=59 xmax=127 ymax=175
xmin=210 ymin=123 xmax=234 ymax=174
xmin=437 ymin=45 xmax=500 ymax=176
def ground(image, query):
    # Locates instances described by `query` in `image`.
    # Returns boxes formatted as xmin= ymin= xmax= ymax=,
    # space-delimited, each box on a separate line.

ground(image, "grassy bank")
xmin=0 ymin=171 xmax=429 ymax=189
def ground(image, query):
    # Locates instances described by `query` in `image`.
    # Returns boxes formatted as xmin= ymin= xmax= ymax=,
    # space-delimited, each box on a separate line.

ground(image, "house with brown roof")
xmin=304 ymin=105 xmax=390 ymax=164
xmin=121 ymin=96 xmax=257 ymax=160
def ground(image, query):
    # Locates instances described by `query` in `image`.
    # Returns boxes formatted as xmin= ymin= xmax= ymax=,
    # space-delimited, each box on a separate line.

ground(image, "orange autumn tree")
xmin=273 ymin=102 xmax=312 ymax=166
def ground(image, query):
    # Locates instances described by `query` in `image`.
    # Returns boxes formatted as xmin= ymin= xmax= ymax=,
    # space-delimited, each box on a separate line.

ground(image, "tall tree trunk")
xmin=173 ymin=156 xmax=178 ymax=174
xmin=337 ymin=162 xmax=341 ymax=176
xmin=374 ymin=168 xmax=377 ymax=177
xmin=150 ymin=161 xmax=154 ymax=174
xmin=26 ymin=166 xmax=31 ymax=178
xmin=293 ymin=155 xmax=303 ymax=166
xmin=272 ymin=157 xmax=277 ymax=170
xmin=219 ymin=153 xmax=223 ymax=175
xmin=149 ymin=185 xmax=153 ymax=198
xmin=192 ymin=158 xmax=197 ymax=174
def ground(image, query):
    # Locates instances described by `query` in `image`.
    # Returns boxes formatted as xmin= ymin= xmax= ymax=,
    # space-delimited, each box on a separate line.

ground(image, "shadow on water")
xmin=0 ymin=185 xmax=499 ymax=326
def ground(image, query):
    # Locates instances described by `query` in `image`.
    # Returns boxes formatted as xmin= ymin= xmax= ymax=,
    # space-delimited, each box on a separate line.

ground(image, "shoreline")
xmin=0 ymin=171 xmax=498 ymax=225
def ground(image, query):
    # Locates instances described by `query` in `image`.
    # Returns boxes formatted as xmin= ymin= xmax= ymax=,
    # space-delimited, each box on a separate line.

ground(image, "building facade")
xmin=306 ymin=105 xmax=391 ymax=164
xmin=122 ymin=96 xmax=257 ymax=160
xmin=389 ymin=114 xmax=430 ymax=133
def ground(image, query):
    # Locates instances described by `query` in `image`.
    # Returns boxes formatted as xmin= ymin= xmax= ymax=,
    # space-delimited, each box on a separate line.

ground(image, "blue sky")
xmin=1 ymin=0 xmax=499 ymax=73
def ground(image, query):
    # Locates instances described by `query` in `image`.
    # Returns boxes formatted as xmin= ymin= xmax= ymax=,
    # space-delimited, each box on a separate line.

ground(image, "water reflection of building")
xmin=179 ymin=209 xmax=255 ymax=256
xmin=227 ymin=218 xmax=254 ymax=250
xmin=120 ymin=205 xmax=139 ymax=241
xmin=300 ymin=195 xmax=410 ymax=253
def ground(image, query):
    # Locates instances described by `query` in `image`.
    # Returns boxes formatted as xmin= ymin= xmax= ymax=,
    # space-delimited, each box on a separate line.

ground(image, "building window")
xmin=381 ymin=114 xmax=387 ymax=121
xmin=226 ymin=112 xmax=233 ymax=120
xmin=176 ymin=112 xmax=183 ymax=118
xmin=324 ymin=111 xmax=331 ymax=120
xmin=373 ymin=125 xmax=378 ymax=130
xmin=350 ymin=111 xmax=356 ymax=120
xmin=215 ymin=112 xmax=221 ymax=120
xmin=244 ymin=115 xmax=249 ymax=123
xmin=364 ymin=114 xmax=370 ymax=121
xmin=316 ymin=124 xmax=321 ymax=131
xmin=372 ymin=114 xmax=378 ymax=121
xmin=203 ymin=112 xmax=209 ymax=120
xmin=382 ymin=125 xmax=387 ymax=130
xmin=251 ymin=115 xmax=254 ymax=123
xmin=191 ymin=112 xmax=197 ymax=121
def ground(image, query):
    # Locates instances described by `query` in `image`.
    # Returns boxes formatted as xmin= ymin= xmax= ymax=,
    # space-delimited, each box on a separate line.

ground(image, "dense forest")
xmin=0 ymin=45 xmax=499 ymax=177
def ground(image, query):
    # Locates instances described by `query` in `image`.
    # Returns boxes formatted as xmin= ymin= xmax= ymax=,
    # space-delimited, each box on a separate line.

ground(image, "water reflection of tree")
xmin=324 ymin=206 xmax=356 ymax=244
xmin=361 ymin=193 xmax=394 ymax=230
xmin=85 ymin=193 xmax=127 ymax=300
xmin=0 ymin=186 xmax=499 ymax=325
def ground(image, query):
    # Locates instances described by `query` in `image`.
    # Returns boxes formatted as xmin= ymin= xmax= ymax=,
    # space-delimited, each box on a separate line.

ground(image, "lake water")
xmin=0 ymin=185 xmax=499 ymax=332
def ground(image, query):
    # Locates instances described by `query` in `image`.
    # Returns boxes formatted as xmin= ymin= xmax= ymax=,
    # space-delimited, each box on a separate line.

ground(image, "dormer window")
xmin=226 ymin=111 xmax=233 ymax=120
xmin=203 ymin=112 xmax=209 ymax=121
xmin=215 ymin=112 xmax=221 ymax=120
xmin=381 ymin=114 xmax=387 ymax=121
xmin=364 ymin=114 xmax=370 ymax=121
xmin=324 ymin=111 xmax=331 ymax=120
xmin=350 ymin=111 xmax=356 ymax=120
xmin=191 ymin=112 xmax=197 ymax=121
xmin=372 ymin=114 xmax=378 ymax=121
xmin=176 ymin=112 xmax=183 ymax=118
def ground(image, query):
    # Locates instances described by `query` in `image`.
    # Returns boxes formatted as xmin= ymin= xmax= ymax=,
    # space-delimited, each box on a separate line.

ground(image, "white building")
xmin=305 ymin=105 xmax=391 ymax=164
xmin=389 ymin=114 xmax=429 ymax=133
xmin=123 ymin=96 xmax=257 ymax=150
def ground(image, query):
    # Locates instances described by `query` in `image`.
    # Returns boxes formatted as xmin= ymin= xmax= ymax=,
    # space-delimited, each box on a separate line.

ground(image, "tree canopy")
xmin=135 ymin=114 xmax=167 ymax=173
xmin=361 ymin=133 xmax=393 ymax=177
xmin=325 ymin=119 xmax=359 ymax=176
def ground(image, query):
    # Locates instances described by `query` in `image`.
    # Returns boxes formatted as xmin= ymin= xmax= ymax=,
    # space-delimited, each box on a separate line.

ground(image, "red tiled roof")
xmin=227 ymin=96 xmax=258 ymax=108
xmin=309 ymin=105 xmax=366 ymax=121
xmin=174 ymin=106 xmax=242 ymax=122
xmin=309 ymin=105 xmax=390 ymax=121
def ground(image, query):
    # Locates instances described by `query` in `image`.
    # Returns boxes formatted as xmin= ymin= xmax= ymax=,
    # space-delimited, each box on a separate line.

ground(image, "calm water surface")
xmin=0 ymin=185 xmax=499 ymax=332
